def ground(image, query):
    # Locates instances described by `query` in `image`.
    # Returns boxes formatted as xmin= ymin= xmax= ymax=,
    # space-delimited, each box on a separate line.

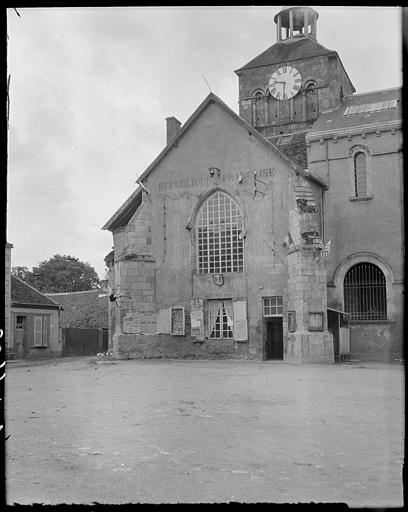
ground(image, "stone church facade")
xmin=103 ymin=6 xmax=403 ymax=362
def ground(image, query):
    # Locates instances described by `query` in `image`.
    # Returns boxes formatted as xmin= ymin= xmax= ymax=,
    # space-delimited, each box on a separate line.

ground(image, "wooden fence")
xmin=62 ymin=328 xmax=108 ymax=356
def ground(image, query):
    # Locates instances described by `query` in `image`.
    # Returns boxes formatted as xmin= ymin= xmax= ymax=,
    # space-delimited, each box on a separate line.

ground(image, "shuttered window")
xmin=191 ymin=299 xmax=205 ymax=340
xmin=354 ymin=152 xmax=367 ymax=197
xmin=171 ymin=306 xmax=185 ymax=335
xmin=233 ymin=300 xmax=248 ymax=341
xmin=33 ymin=316 xmax=48 ymax=347
xmin=254 ymin=92 xmax=264 ymax=126
xmin=208 ymin=299 xmax=234 ymax=339
xmin=305 ymin=82 xmax=319 ymax=121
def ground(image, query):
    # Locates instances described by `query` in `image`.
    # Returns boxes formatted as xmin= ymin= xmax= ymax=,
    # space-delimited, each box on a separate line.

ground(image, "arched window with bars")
xmin=196 ymin=190 xmax=244 ymax=274
xmin=344 ymin=263 xmax=387 ymax=320
xmin=354 ymin=151 xmax=367 ymax=197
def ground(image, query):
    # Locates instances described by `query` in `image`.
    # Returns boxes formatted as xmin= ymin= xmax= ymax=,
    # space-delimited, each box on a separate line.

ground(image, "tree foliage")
xmin=12 ymin=254 xmax=100 ymax=293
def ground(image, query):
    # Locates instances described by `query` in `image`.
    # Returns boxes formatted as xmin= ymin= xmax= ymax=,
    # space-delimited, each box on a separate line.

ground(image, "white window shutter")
xmin=156 ymin=308 xmax=171 ymax=334
xmin=42 ymin=316 xmax=48 ymax=346
xmin=190 ymin=299 xmax=205 ymax=341
xmin=34 ymin=316 xmax=43 ymax=347
xmin=171 ymin=306 xmax=185 ymax=335
xmin=233 ymin=300 xmax=248 ymax=341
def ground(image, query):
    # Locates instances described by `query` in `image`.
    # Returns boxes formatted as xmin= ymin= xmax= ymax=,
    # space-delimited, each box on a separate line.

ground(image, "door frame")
xmin=264 ymin=316 xmax=284 ymax=360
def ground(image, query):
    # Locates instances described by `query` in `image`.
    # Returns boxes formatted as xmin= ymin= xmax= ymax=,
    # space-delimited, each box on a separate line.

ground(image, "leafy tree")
xmin=11 ymin=266 xmax=31 ymax=281
xmin=12 ymin=255 xmax=100 ymax=293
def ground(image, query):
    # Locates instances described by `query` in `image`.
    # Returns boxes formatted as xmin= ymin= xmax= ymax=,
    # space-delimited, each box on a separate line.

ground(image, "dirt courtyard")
xmin=5 ymin=357 xmax=405 ymax=506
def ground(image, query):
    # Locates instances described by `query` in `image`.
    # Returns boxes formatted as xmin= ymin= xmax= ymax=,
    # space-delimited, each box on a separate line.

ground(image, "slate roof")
xmin=102 ymin=186 xmax=143 ymax=232
xmin=11 ymin=276 xmax=62 ymax=309
xmin=103 ymin=92 xmax=326 ymax=232
xmin=268 ymin=132 xmax=308 ymax=169
xmin=235 ymin=36 xmax=336 ymax=72
xmin=308 ymin=87 xmax=402 ymax=136
xmin=46 ymin=289 xmax=108 ymax=329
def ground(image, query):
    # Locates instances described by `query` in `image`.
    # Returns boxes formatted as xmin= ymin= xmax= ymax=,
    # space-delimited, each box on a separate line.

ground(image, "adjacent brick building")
xmin=103 ymin=6 xmax=403 ymax=362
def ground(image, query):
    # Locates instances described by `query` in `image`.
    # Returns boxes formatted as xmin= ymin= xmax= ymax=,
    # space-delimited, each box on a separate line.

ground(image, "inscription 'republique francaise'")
xmin=157 ymin=168 xmax=274 ymax=192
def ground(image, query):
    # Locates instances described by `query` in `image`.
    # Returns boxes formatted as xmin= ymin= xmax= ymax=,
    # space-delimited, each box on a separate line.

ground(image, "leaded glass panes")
xmin=197 ymin=191 xmax=244 ymax=274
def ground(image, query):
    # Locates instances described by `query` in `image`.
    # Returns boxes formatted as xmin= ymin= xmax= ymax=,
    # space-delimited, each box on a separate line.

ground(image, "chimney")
xmin=166 ymin=117 xmax=181 ymax=145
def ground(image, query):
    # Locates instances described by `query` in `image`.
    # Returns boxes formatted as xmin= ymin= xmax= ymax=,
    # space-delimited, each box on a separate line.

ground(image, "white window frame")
xmin=207 ymin=299 xmax=234 ymax=340
xmin=263 ymin=296 xmax=283 ymax=317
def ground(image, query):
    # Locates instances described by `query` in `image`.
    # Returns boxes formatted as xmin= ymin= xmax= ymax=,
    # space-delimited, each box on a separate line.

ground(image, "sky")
xmin=6 ymin=6 xmax=402 ymax=279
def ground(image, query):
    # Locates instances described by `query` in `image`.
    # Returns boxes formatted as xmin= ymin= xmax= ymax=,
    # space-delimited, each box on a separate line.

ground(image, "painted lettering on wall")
xmin=158 ymin=168 xmax=274 ymax=192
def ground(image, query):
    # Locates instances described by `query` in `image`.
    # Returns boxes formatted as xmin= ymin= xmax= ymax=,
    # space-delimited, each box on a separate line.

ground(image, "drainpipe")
xmin=324 ymin=138 xmax=330 ymax=188
xmin=321 ymin=188 xmax=325 ymax=242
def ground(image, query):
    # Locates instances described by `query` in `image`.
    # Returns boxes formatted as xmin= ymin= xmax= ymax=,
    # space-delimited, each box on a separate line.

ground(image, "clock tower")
xmin=235 ymin=6 xmax=355 ymax=142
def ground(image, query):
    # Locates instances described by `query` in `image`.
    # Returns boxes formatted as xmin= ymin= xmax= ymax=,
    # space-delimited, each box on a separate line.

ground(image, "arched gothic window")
xmin=344 ymin=263 xmax=387 ymax=320
xmin=196 ymin=191 xmax=244 ymax=274
xmin=354 ymin=152 xmax=367 ymax=197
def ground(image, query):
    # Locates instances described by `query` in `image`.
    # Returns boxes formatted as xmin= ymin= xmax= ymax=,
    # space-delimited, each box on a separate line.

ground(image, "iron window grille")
xmin=197 ymin=191 xmax=244 ymax=274
xmin=344 ymin=263 xmax=387 ymax=321
xmin=263 ymin=296 xmax=283 ymax=317
xmin=207 ymin=299 xmax=234 ymax=339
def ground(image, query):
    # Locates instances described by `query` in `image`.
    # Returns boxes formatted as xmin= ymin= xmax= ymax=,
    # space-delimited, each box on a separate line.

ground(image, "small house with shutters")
xmin=9 ymin=276 xmax=63 ymax=359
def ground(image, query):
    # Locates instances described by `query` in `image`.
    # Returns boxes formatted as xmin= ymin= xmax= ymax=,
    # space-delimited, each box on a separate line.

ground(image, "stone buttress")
xmin=285 ymin=174 xmax=334 ymax=363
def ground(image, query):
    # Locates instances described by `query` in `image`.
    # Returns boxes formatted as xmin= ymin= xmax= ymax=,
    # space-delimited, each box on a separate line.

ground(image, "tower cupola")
xmin=274 ymin=6 xmax=319 ymax=42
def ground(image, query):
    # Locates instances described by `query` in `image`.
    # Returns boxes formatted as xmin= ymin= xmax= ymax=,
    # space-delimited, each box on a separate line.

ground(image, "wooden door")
xmin=265 ymin=317 xmax=283 ymax=360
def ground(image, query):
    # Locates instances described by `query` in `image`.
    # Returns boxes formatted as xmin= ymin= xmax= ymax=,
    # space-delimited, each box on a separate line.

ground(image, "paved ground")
xmin=5 ymin=357 xmax=405 ymax=506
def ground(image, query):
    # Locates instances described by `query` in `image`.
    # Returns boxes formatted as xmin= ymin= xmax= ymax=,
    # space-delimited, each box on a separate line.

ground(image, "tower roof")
xmin=235 ymin=37 xmax=337 ymax=74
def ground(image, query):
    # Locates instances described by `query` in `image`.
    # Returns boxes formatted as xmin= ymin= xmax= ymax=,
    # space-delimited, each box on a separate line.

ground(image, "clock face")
xmin=268 ymin=66 xmax=302 ymax=100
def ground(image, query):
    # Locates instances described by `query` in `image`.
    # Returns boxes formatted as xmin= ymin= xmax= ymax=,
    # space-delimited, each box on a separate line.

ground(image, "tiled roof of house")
xmin=11 ymin=276 xmax=62 ymax=308
xmin=46 ymin=289 xmax=109 ymax=329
